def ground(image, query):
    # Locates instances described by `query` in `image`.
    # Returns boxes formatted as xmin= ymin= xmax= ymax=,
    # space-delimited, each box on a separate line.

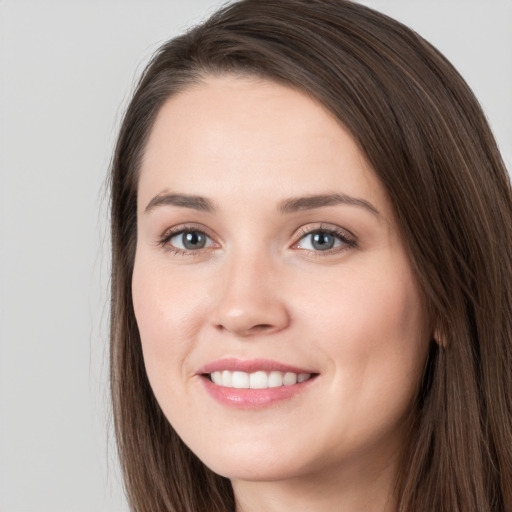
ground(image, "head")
xmin=109 ymin=1 xmax=512 ymax=511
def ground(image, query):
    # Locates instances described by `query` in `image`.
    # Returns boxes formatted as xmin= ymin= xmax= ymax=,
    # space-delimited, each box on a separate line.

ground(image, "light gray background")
xmin=0 ymin=1 xmax=510 ymax=511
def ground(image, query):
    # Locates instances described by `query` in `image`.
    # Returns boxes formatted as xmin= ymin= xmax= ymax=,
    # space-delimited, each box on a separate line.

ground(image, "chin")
xmin=190 ymin=438 xmax=322 ymax=483
xmin=207 ymin=457 xmax=308 ymax=483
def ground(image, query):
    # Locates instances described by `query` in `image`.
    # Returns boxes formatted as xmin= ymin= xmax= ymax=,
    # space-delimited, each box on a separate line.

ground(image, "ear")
xmin=432 ymin=326 xmax=447 ymax=348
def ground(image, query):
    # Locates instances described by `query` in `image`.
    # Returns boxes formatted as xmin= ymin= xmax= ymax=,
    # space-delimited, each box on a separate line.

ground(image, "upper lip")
xmin=198 ymin=358 xmax=316 ymax=375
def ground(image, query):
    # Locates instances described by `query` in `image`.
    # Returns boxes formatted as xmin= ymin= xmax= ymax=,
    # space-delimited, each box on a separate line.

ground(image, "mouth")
xmin=197 ymin=359 xmax=319 ymax=408
xmin=206 ymin=370 xmax=314 ymax=389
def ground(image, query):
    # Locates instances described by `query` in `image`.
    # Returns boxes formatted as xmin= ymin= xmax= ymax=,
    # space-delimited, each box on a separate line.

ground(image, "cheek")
xmin=296 ymin=258 xmax=425 ymax=347
xmin=131 ymin=254 xmax=205 ymax=385
xmin=341 ymin=272 xmax=424 ymax=352
xmin=296 ymin=254 xmax=429 ymax=411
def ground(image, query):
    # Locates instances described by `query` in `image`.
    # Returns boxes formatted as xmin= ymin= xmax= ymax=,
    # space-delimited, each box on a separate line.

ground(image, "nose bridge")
xmin=225 ymin=244 xmax=269 ymax=295
xmin=212 ymin=242 xmax=289 ymax=336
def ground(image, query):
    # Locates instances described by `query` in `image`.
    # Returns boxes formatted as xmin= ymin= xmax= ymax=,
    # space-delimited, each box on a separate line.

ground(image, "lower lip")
xmin=200 ymin=375 xmax=317 ymax=408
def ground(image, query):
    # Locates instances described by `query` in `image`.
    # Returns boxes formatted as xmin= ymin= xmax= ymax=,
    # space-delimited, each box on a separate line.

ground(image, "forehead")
xmin=138 ymin=75 xmax=389 ymax=215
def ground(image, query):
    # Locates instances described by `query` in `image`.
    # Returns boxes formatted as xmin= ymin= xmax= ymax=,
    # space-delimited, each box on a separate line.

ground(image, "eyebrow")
xmin=144 ymin=193 xmax=217 ymax=214
xmin=279 ymin=193 xmax=380 ymax=216
xmin=144 ymin=191 xmax=379 ymax=216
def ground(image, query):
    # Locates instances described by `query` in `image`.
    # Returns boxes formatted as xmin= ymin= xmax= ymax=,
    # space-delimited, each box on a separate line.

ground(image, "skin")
xmin=132 ymin=75 xmax=431 ymax=512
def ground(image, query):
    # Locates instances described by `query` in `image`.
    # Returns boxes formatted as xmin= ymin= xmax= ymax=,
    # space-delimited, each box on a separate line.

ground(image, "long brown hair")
xmin=109 ymin=1 xmax=512 ymax=510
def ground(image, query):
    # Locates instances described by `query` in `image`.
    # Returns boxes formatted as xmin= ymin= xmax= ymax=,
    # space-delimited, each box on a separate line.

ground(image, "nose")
xmin=211 ymin=251 xmax=290 ymax=338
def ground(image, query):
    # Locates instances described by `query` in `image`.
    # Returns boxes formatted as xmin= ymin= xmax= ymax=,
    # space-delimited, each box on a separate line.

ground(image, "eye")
xmin=299 ymin=231 xmax=339 ymax=251
xmin=294 ymin=226 xmax=356 ymax=253
xmin=160 ymin=227 xmax=217 ymax=254
xmin=171 ymin=231 xmax=210 ymax=250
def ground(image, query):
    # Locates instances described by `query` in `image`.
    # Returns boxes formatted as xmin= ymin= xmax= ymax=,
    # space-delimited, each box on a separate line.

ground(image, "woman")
xmin=109 ymin=1 xmax=512 ymax=511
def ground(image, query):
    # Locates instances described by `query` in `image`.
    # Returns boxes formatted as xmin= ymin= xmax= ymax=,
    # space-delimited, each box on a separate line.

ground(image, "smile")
xmin=198 ymin=359 xmax=318 ymax=408
xmin=209 ymin=370 xmax=312 ymax=389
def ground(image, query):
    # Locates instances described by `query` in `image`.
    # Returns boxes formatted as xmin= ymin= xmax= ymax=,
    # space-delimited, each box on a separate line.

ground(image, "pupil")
xmin=183 ymin=231 xmax=205 ymax=249
xmin=312 ymin=232 xmax=334 ymax=250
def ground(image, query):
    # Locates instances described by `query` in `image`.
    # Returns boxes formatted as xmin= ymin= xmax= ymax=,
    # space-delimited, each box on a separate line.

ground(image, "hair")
xmin=109 ymin=1 xmax=512 ymax=511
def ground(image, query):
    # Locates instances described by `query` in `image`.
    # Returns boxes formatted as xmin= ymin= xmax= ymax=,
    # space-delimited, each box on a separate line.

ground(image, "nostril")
xmin=240 ymin=324 xmax=279 ymax=337
xmin=251 ymin=324 xmax=274 ymax=332
xmin=215 ymin=322 xmax=277 ymax=336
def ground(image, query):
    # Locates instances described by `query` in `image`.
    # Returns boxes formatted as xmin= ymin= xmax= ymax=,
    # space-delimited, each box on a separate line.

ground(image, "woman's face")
xmin=132 ymin=75 xmax=431 ymax=484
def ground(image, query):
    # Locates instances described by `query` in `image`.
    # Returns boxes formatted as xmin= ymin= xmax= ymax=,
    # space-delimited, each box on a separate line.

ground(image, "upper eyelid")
xmin=160 ymin=223 xmax=217 ymax=242
xmin=294 ymin=223 xmax=356 ymax=241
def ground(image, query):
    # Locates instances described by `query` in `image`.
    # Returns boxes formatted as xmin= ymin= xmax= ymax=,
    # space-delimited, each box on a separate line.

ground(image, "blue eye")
xmin=296 ymin=229 xmax=354 ymax=252
xmin=165 ymin=230 xmax=214 ymax=252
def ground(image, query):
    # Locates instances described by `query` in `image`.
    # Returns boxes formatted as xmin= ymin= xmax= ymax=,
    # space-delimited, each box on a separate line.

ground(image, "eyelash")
xmin=158 ymin=223 xmax=217 ymax=257
xmin=292 ymin=224 xmax=357 ymax=256
xmin=158 ymin=223 xmax=357 ymax=257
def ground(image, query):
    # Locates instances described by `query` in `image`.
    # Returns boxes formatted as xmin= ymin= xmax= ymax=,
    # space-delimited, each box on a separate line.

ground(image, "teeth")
xmin=249 ymin=371 xmax=268 ymax=389
xmin=209 ymin=370 xmax=312 ymax=389
xmin=232 ymin=371 xmax=250 ymax=389
xmin=283 ymin=372 xmax=297 ymax=386
xmin=268 ymin=371 xmax=283 ymax=388
xmin=222 ymin=370 xmax=232 ymax=387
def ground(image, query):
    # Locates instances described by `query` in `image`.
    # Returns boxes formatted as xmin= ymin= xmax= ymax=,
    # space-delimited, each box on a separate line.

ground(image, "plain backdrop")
xmin=0 ymin=1 xmax=510 ymax=511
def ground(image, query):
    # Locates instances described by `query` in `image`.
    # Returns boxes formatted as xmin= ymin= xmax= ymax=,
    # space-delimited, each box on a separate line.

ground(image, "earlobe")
xmin=433 ymin=326 xmax=447 ymax=348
